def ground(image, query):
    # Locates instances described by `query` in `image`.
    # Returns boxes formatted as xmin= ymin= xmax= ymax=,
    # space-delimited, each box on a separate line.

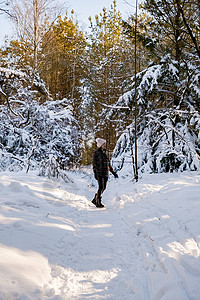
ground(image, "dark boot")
xmin=96 ymin=203 xmax=105 ymax=208
xmin=91 ymin=194 xmax=97 ymax=206
xmin=96 ymin=196 xmax=104 ymax=208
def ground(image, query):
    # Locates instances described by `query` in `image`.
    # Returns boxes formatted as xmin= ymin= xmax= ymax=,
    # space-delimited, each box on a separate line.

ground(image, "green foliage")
xmin=142 ymin=0 xmax=200 ymax=60
xmin=41 ymin=11 xmax=87 ymax=102
xmin=111 ymin=55 xmax=200 ymax=173
xmin=87 ymin=0 xmax=136 ymax=151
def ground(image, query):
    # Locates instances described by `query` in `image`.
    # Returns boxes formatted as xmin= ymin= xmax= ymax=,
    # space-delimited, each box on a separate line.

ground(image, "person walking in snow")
xmin=92 ymin=138 xmax=118 ymax=208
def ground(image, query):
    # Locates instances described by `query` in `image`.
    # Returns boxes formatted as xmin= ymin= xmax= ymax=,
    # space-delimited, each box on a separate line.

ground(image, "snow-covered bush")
xmin=111 ymin=55 xmax=200 ymax=173
xmin=0 ymin=68 xmax=80 ymax=171
xmin=39 ymin=154 xmax=74 ymax=183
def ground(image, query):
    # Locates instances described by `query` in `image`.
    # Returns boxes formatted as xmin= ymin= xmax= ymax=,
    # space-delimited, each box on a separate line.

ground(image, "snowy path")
xmin=0 ymin=170 xmax=200 ymax=299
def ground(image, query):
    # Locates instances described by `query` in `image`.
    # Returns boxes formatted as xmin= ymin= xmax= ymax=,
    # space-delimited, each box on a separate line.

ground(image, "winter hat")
xmin=96 ymin=138 xmax=106 ymax=148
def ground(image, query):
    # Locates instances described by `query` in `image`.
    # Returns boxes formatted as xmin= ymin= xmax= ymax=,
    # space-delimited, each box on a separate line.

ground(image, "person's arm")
xmin=109 ymin=163 xmax=118 ymax=178
xmin=93 ymin=152 xmax=99 ymax=180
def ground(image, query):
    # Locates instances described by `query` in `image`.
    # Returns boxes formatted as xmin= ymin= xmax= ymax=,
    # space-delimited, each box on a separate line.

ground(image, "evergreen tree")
xmin=41 ymin=11 xmax=87 ymax=103
xmin=111 ymin=0 xmax=200 ymax=174
xmin=87 ymin=0 xmax=135 ymax=153
xmin=142 ymin=0 xmax=200 ymax=61
xmin=111 ymin=55 xmax=200 ymax=173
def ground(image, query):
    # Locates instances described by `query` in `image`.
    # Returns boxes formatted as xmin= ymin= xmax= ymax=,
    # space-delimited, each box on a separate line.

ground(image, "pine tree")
xmin=87 ymin=0 xmax=135 ymax=154
xmin=110 ymin=0 xmax=200 ymax=174
xmin=142 ymin=0 xmax=200 ymax=61
xmin=41 ymin=11 xmax=86 ymax=103
xmin=111 ymin=55 xmax=200 ymax=173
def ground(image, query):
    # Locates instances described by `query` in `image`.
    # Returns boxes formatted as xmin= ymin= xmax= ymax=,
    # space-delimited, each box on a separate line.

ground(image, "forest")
xmin=0 ymin=0 xmax=200 ymax=177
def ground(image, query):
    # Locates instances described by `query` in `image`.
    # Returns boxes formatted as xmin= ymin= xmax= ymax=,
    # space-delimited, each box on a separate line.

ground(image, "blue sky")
xmin=68 ymin=0 xmax=134 ymax=25
xmin=0 ymin=0 xmax=136 ymax=45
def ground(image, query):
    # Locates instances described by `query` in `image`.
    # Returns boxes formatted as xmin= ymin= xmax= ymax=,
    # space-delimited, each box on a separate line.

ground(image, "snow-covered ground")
xmin=0 ymin=168 xmax=200 ymax=300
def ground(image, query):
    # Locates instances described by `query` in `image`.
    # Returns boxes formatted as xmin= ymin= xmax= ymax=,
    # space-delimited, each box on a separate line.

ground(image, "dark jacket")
xmin=93 ymin=148 xmax=115 ymax=178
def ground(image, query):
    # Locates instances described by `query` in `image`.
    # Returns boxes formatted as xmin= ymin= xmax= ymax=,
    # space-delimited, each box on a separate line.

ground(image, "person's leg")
xmin=92 ymin=193 xmax=97 ymax=205
xmin=96 ymin=177 xmax=104 ymax=206
xmin=96 ymin=177 xmax=108 ymax=206
xmin=102 ymin=177 xmax=108 ymax=193
xmin=92 ymin=177 xmax=108 ymax=207
xmin=92 ymin=177 xmax=103 ymax=206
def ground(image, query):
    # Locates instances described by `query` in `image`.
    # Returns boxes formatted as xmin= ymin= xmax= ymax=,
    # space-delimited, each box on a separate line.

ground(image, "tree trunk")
xmin=31 ymin=0 xmax=39 ymax=88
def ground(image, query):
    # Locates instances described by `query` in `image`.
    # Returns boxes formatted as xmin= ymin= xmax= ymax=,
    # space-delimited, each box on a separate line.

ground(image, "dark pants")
xmin=95 ymin=176 xmax=108 ymax=205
